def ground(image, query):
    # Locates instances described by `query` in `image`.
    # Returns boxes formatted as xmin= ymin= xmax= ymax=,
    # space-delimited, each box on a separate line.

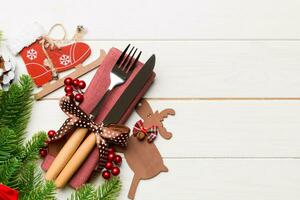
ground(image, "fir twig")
xmin=0 ymin=127 xmax=19 ymax=162
xmin=0 ymin=157 xmax=20 ymax=185
xmin=96 ymin=177 xmax=122 ymax=200
xmin=0 ymin=75 xmax=34 ymax=142
xmin=24 ymin=180 xmax=56 ymax=200
xmin=21 ymin=132 xmax=47 ymax=163
xmin=69 ymin=184 xmax=96 ymax=200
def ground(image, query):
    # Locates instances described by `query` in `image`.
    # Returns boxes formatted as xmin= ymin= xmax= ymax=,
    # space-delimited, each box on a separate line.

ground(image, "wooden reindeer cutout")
xmin=123 ymin=99 xmax=175 ymax=199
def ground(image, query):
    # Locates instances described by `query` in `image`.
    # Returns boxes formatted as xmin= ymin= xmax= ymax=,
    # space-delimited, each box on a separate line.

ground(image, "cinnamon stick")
xmin=45 ymin=128 xmax=88 ymax=181
xmin=55 ymin=133 xmax=96 ymax=188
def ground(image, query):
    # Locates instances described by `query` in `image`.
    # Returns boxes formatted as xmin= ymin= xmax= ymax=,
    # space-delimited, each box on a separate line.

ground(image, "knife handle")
xmin=45 ymin=128 xmax=88 ymax=181
xmin=55 ymin=133 xmax=96 ymax=188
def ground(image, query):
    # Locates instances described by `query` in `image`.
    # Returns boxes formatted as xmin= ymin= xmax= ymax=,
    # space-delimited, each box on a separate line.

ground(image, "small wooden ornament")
xmin=34 ymin=49 xmax=106 ymax=100
xmin=124 ymin=99 xmax=175 ymax=199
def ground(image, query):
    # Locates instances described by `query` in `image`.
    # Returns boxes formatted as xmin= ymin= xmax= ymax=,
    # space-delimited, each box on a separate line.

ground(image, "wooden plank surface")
xmin=52 ymin=159 xmax=300 ymax=200
xmin=27 ymin=100 xmax=300 ymax=158
xmin=12 ymin=41 xmax=300 ymax=98
xmin=1 ymin=0 xmax=300 ymax=39
xmin=2 ymin=0 xmax=300 ymax=199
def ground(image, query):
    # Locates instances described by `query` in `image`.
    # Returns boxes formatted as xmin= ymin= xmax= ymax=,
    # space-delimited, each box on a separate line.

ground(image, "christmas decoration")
xmin=123 ymin=99 xmax=175 ymax=199
xmin=0 ymin=75 xmax=122 ymax=200
xmin=44 ymin=96 xmax=130 ymax=188
xmin=7 ymin=22 xmax=106 ymax=100
xmin=41 ymin=48 xmax=156 ymax=189
xmin=0 ymin=54 xmax=17 ymax=91
xmin=63 ymin=77 xmax=86 ymax=103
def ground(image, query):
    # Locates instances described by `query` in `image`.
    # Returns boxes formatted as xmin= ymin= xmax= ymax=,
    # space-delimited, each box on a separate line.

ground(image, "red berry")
xmin=64 ymin=85 xmax=73 ymax=93
xmin=102 ymin=170 xmax=111 ymax=179
xmin=108 ymin=147 xmax=115 ymax=154
xmin=105 ymin=162 xmax=113 ymax=170
xmin=111 ymin=167 xmax=120 ymax=176
xmin=39 ymin=148 xmax=47 ymax=157
xmin=107 ymin=152 xmax=115 ymax=161
xmin=78 ymin=80 xmax=86 ymax=89
xmin=48 ymin=130 xmax=56 ymax=138
xmin=74 ymin=93 xmax=84 ymax=103
xmin=72 ymin=78 xmax=80 ymax=87
xmin=64 ymin=77 xmax=73 ymax=85
xmin=114 ymin=155 xmax=122 ymax=165
xmin=66 ymin=91 xmax=74 ymax=98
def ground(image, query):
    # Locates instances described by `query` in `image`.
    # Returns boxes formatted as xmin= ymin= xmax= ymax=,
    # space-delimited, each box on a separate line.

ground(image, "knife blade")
xmin=103 ymin=54 xmax=156 ymax=125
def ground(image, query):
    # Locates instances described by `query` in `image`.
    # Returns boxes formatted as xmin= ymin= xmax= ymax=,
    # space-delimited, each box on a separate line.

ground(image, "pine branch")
xmin=0 ymin=157 xmax=20 ymax=185
xmin=23 ymin=181 xmax=56 ymax=200
xmin=96 ymin=177 xmax=122 ymax=200
xmin=20 ymin=132 xmax=47 ymax=163
xmin=0 ymin=127 xmax=19 ymax=162
xmin=68 ymin=184 xmax=97 ymax=200
xmin=0 ymin=75 xmax=34 ymax=143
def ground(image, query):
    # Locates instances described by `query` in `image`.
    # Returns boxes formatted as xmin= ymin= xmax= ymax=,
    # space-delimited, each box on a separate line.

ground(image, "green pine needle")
xmin=0 ymin=157 xmax=20 ymax=185
xmin=0 ymin=127 xmax=19 ymax=162
xmin=96 ymin=177 xmax=122 ymax=200
xmin=69 ymin=184 xmax=97 ymax=200
xmin=21 ymin=132 xmax=47 ymax=163
xmin=24 ymin=181 xmax=56 ymax=200
xmin=68 ymin=177 xmax=122 ymax=200
xmin=0 ymin=75 xmax=34 ymax=141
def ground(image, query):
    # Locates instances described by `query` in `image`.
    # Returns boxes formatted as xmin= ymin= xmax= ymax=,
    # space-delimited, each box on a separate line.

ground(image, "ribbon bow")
xmin=133 ymin=120 xmax=158 ymax=143
xmin=53 ymin=96 xmax=130 ymax=169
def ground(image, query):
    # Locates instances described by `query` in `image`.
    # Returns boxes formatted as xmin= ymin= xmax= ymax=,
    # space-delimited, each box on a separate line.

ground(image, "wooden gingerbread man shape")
xmin=123 ymin=99 xmax=175 ymax=199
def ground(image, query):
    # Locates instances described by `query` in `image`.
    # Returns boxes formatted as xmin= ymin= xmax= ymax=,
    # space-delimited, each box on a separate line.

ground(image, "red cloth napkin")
xmin=42 ymin=47 xmax=155 ymax=188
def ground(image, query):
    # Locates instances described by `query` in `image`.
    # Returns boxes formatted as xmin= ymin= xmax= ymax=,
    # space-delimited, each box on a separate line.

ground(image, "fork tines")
xmin=113 ymin=44 xmax=142 ymax=78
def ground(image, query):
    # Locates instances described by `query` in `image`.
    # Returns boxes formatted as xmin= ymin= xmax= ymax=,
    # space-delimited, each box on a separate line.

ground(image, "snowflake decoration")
xmin=60 ymin=55 xmax=71 ymax=66
xmin=26 ymin=49 xmax=37 ymax=60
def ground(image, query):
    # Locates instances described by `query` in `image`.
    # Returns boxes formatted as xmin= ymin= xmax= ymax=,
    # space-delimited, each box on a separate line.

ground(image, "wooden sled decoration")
xmin=34 ymin=49 xmax=106 ymax=100
xmin=124 ymin=99 xmax=175 ymax=199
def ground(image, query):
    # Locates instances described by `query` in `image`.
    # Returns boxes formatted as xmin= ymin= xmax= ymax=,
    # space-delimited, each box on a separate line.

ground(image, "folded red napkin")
xmin=42 ymin=47 xmax=155 ymax=188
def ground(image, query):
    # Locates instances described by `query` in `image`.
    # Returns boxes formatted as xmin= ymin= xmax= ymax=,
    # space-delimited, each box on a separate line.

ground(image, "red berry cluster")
xmin=102 ymin=147 xmax=122 ymax=180
xmin=39 ymin=130 xmax=57 ymax=158
xmin=64 ymin=77 xmax=86 ymax=103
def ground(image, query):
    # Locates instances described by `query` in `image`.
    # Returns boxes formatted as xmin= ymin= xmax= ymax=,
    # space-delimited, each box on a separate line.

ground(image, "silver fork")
xmin=90 ymin=44 xmax=142 ymax=118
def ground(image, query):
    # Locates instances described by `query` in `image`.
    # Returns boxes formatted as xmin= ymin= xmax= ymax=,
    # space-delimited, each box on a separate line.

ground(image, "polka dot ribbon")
xmin=133 ymin=120 xmax=158 ymax=143
xmin=53 ymin=96 xmax=130 ymax=169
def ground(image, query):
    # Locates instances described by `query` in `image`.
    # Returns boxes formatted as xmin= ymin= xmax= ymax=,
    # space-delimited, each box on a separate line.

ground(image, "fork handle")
xmin=90 ymin=90 xmax=111 ymax=118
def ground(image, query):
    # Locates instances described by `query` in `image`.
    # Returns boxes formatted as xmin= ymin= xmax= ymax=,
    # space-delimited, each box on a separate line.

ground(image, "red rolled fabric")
xmin=42 ymin=47 xmax=155 ymax=188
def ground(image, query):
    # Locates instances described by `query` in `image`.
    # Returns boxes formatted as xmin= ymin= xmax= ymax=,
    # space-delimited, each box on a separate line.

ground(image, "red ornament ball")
xmin=111 ymin=167 xmax=120 ymax=176
xmin=78 ymin=80 xmax=86 ymax=89
xmin=64 ymin=77 xmax=73 ymax=85
xmin=72 ymin=78 xmax=80 ymax=87
xmin=108 ymin=147 xmax=115 ymax=154
xmin=39 ymin=148 xmax=47 ymax=157
xmin=105 ymin=161 xmax=113 ymax=170
xmin=64 ymin=85 xmax=73 ymax=93
xmin=66 ymin=92 xmax=74 ymax=99
xmin=107 ymin=152 xmax=115 ymax=161
xmin=48 ymin=130 xmax=56 ymax=138
xmin=114 ymin=155 xmax=122 ymax=165
xmin=102 ymin=170 xmax=111 ymax=180
xmin=74 ymin=93 xmax=84 ymax=103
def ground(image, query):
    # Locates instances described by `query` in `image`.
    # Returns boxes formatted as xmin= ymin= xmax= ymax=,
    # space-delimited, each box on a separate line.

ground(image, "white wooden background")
xmin=2 ymin=0 xmax=300 ymax=199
